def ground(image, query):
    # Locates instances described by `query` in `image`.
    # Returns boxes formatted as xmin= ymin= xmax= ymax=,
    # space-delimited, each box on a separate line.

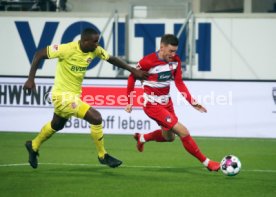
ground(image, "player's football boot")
xmin=134 ymin=133 xmax=144 ymax=152
xmin=98 ymin=154 xmax=122 ymax=168
xmin=207 ymin=160 xmax=220 ymax=171
xmin=25 ymin=141 xmax=39 ymax=169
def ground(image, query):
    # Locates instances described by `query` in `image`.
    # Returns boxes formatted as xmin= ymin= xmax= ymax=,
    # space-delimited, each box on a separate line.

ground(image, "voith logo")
xmin=16 ymin=21 xmax=211 ymax=72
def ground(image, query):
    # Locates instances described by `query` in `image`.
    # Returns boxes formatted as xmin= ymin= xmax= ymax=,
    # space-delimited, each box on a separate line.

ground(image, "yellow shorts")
xmin=51 ymin=91 xmax=90 ymax=119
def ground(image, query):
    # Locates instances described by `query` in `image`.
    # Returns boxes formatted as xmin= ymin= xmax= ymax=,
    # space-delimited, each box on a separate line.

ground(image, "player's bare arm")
xmin=107 ymin=56 xmax=148 ymax=80
xmin=192 ymin=103 xmax=207 ymax=113
xmin=125 ymin=104 xmax=133 ymax=113
xmin=23 ymin=48 xmax=48 ymax=92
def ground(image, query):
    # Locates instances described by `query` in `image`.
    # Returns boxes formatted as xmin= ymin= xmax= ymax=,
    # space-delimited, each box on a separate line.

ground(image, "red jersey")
xmin=127 ymin=52 xmax=196 ymax=105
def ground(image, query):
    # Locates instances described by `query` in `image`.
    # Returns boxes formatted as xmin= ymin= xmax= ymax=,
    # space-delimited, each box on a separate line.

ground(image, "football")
xmin=220 ymin=155 xmax=241 ymax=176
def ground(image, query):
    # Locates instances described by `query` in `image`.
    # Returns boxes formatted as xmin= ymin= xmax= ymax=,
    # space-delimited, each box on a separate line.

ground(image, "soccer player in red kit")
xmin=125 ymin=34 xmax=220 ymax=171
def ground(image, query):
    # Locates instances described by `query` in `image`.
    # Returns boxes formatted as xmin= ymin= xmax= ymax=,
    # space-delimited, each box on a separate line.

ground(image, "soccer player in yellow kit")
xmin=23 ymin=28 xmax=148 ymax=169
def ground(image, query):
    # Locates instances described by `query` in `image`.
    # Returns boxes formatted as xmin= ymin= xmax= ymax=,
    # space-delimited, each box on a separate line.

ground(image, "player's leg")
xmin=134 ymin=102 xmax=177 ymax=152
xmin=134 ymin=128 xmax=176 ymax=151
xmin=25 ymin=91 xmax=72 ymax=169
xmin=134 ymin=129 xmax=162 ymax=152
xmin=81 ymin=107 xmax=122 ymax=168
xmin=171 ymin=122 xmax=220 ymax=171
xmin=32 ymin=113 xmax=67 ymax=151
xmin=25 ymin=113 xmax=68 ymax=168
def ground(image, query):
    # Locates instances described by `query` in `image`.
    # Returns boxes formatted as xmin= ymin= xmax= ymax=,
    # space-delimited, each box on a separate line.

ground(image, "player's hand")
xmin=192 ymin=103 xmax=207 ymax=113
xmin=125 ymin=104 xmax=133 ymax=113
xmin=23 ymin=79 xmax=36 ymax=93
xmin=132 ymin=69 xmax=149 ymax=80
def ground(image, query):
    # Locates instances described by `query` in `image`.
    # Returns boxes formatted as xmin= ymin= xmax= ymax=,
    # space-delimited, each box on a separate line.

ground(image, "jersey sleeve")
xmin=127 ymin=73 xmax=136 ymax=104
xmin=94 ymin=46 xmax=110 ymax=61
xmin=174 ymin=60 xmax=196 ymax=105
xmin=137 ymin=58 xmax=150 ymax=71
xmin=47 ymin=44 xmax=68 ymax=59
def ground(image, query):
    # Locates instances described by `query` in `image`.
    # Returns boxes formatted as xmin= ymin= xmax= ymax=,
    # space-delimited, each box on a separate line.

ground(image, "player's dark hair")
xmin=161 ymin=34 xmax=178 ymax=46
xmin=81 ymin=28 xmax=98 ymax=39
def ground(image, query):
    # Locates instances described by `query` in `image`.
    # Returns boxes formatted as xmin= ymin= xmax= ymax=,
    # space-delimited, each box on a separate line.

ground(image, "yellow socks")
xmin=32 ymin=122 xmax=107 ymax=159
xmin=32 ymin=122 xmax=56 ymax=152
xmin=90 ymin=124 xmax=107 ymax=159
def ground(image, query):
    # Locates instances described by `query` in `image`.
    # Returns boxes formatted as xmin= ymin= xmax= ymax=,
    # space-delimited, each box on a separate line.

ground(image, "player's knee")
xmin=162 ymin=131 xmax=175 ymax=142
xmin=166 ymin=134 xmax=175 ymax=142
xmin=85 ymin=108 xmax=103 ymax=125
xmin=168 ymin=137 xmax=175 ymax=142
xmin=91 ymin=114 xmax=102 ymax=125
xmin=51 ymin=122 xmax=65 ymax=131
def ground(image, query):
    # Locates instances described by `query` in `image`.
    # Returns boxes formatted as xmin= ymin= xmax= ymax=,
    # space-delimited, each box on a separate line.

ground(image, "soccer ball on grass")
xmin=220 ymin=155 xmax=241 ymax=176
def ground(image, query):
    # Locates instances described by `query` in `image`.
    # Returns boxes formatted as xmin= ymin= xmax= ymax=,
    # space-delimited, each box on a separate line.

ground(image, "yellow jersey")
xmin=47 ymin=41 xmax=109 ymax=94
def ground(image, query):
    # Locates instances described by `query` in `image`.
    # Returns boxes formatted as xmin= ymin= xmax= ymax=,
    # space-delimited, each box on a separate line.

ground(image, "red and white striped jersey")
xmin=127 ymin=51 xmax=195 ymax=105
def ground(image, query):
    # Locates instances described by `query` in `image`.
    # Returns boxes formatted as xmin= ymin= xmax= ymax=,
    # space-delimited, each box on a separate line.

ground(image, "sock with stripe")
xmin=91 ymin=123 xmax=107 ymax=159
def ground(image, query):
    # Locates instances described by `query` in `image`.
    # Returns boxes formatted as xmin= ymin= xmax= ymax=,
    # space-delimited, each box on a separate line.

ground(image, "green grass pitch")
xmin=0 ymin=132 xmax=275 ymax=197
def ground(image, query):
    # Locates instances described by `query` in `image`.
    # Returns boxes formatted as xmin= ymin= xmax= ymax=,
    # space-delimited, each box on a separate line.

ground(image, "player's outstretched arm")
xmin=125 ymin=72 xmax=136 ymax=114
xmin=107 ymin=56 xmax=148 ymax=80
xmin=23 ymin=48 xmax=48 ymax=92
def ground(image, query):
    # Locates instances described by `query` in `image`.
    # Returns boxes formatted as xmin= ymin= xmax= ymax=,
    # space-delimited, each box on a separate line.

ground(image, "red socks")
xmin=180 ymin=135 xmax=206 ymax=162
xmin=143 ymin=131 xmax=207 ymax=163
xmin=144 ymin=129 xmax=167 ymax=142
